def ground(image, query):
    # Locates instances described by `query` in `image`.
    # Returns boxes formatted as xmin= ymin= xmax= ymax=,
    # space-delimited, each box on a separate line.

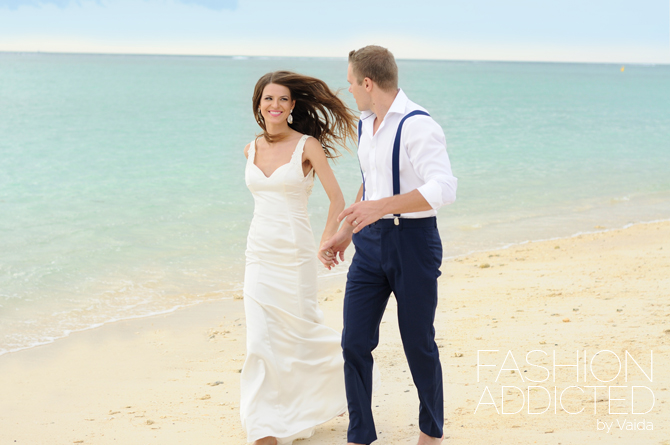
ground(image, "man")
xmin=320 ymin=45 xmax=457 ymax=445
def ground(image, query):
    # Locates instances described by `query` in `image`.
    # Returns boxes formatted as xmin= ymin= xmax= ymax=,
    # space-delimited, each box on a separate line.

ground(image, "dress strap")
xmin=291 ymin=134 xmax=310 ymax=162
xmin=248 ymin=138 xmax=257 ymax=163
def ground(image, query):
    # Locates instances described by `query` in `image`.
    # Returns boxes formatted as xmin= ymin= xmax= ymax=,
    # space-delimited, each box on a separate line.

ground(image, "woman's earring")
xmin=287 ymin=110 xmax=293 ymax=125
xmin=257 ymin=108 xmax=263 ymax=119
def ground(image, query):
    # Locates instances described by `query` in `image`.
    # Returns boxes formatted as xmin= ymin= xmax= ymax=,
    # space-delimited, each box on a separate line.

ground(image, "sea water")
xmin=1 ymin=53 xmax=669 ymax=355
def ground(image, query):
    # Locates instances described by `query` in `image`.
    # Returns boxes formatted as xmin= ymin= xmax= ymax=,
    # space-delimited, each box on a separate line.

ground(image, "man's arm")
xmin=339 ymin=189 xmax=430 ymax=233
xmin=405 ymin=116 xmax=457 ymax=209
xmin=340 ymin=116 xmax=457 ymax=233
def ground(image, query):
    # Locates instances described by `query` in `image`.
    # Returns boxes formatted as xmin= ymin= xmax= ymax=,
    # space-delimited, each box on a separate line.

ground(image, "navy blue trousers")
xmin=342 ymin=217 xmax=444 ymax=444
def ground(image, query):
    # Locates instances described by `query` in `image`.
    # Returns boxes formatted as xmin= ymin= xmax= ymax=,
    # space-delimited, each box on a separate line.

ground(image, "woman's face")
xmin=259 ymin=83 xmax=295 ymax=125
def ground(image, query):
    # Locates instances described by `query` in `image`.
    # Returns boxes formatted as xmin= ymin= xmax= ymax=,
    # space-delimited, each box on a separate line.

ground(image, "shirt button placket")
xmin=369 ymin=140 xmax=376 ymax=200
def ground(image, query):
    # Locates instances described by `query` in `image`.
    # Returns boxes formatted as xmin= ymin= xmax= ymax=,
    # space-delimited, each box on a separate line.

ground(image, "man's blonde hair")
xmin=348 ymin=45 xmax=398 ymax=92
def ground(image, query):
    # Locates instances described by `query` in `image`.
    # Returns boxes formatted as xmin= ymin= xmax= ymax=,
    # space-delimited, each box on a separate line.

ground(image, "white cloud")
xmin=0 ymin=0 xmax=237 ymax=10
xmin=177 ymin=0 xmax=236 ymax=11
xmin=0 ymin=0 xmax=75 ymax=9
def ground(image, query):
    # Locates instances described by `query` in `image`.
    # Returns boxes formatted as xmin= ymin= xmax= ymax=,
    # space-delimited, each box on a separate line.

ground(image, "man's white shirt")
xmin=357 ymin=89 xmax=457 ymax=219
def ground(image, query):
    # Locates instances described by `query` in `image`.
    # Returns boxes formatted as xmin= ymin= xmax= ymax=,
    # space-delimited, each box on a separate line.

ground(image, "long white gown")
xmin=240 ymin=134 xmax=347 ymax=444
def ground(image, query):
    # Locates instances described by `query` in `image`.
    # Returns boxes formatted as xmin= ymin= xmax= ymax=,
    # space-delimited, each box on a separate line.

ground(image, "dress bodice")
xmin=245 ymin=134 xmax=315 ymax=217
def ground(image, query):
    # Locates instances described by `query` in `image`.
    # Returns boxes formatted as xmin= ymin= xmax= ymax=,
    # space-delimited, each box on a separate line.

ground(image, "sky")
xmin=0 ymin=0 xmax=668 ymax=63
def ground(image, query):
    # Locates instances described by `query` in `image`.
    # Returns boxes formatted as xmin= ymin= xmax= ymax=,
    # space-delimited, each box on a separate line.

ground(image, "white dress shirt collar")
xmin=360 ymin=88 xmax=409 ymax=126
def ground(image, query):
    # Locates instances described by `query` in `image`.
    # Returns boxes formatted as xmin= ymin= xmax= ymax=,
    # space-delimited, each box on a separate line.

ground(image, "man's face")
xmin=347 ymin=64 xmax=370 ymax=111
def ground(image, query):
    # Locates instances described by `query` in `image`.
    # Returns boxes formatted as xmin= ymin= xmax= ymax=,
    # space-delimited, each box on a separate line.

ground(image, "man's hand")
xmin=338 ymin=200 xmax=387 ymax=234
xmin=318 ymin=228 xmax=353 ymax=270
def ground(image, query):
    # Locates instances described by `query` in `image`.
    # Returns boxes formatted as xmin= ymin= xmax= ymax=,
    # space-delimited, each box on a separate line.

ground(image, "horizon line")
xmin=0 ymin=50 xmax=666 ymax=66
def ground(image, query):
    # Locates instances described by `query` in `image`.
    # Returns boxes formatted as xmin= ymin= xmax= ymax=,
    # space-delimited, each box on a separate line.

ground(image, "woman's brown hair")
xmin=252 ymin=71 xmax=357 ymax=159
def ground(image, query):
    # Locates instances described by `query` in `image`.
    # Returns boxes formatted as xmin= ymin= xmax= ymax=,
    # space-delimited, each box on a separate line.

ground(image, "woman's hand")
xmin=318 ymin=227 xmax=353 ymax=270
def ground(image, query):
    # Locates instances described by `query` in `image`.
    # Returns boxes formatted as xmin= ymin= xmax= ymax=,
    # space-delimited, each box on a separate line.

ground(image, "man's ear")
xmin=363 ymin=77 xmax=373 ymax=92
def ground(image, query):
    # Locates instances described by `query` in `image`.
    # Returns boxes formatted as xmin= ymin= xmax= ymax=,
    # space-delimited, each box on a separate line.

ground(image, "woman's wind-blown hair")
xmin=252 ymin=70 xmax=357 ymax=159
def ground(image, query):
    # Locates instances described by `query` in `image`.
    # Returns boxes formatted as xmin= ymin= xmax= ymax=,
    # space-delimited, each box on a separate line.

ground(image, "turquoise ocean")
xmin=1 ymin=53 xmax=669 ymax=356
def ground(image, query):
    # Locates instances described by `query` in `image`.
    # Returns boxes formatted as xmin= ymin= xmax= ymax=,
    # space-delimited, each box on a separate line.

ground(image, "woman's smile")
xmin=260 ymin=83 xmax=294 ymax=124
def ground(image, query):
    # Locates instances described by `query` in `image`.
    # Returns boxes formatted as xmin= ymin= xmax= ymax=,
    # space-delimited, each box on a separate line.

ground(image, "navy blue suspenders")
xmin=391 ymin=110 xmax=430 ymax=218
xmin=357 ymin=110 xmax=431 ymax=221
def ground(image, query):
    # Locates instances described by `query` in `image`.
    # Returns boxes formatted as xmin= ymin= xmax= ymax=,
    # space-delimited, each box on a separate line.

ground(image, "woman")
xmin=241 ymin=71 xmax=356 ymax=445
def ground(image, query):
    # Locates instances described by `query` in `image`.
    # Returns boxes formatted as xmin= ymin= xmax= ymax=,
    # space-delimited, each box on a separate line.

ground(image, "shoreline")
xmin=3 ymin=217 xmax=669 ymax=359
xmin=443 ymin=216 xmax=670 ymax=261
xmin=1 ymin=220 xmax=669 ymax=444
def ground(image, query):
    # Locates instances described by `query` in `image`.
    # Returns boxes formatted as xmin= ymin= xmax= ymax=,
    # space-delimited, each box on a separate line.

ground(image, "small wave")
xmin=0 ymin=301 xmax=214 ymax=358
xmin=458 ymin=223 xmax=483 ymax=231
xmin=1 ymin=283 xmax=243 ymax=358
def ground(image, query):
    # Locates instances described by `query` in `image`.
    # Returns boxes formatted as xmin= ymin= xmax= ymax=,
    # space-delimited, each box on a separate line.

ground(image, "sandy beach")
xmin=1 ymin=221 xmax=669 ymax=445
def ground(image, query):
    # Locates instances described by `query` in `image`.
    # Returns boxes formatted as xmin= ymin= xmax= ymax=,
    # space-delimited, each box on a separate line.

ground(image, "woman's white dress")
xmin=240 ymin=134 xmax=346 ymax=444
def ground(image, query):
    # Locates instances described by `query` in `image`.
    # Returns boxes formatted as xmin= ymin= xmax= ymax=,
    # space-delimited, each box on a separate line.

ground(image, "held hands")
xmin=318 ymin=229 xmax=351 ymax=270
xmin=318 ymin=200 xmax=386 ymax=269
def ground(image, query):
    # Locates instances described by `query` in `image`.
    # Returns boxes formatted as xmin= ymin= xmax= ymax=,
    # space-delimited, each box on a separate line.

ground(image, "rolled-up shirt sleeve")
xmin=404 ymin=116 xmax=457 ymax=210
